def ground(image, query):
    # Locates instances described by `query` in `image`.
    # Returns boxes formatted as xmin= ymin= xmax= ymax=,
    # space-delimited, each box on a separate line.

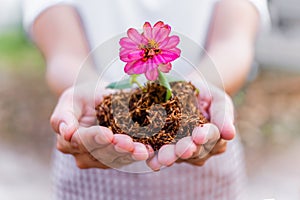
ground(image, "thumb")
xmin=209 ymin=89 xmax=236 ymax=140
xmin=50 ymin=88 xmax=81 ymax=141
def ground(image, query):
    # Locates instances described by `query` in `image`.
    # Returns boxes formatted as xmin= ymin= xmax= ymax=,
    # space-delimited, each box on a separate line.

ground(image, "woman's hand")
xmin=146 ymin=83 xmax=236 ymax=170
xmin=51 ymin=81 xmax=235 ymax=171
xmin=56 ymin=125 xmax=150 ymax=169
xmin=50 ymin=82 xmax=150 ymax=169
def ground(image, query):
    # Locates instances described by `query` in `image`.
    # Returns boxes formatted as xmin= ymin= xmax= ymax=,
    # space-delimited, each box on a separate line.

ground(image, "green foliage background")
xmin=0 ymin=27 xmax=44 ymax=70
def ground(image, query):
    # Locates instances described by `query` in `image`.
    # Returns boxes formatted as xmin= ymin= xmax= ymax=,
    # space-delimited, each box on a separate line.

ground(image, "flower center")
xmin=141 ymin=40 xmax=161 ymax=62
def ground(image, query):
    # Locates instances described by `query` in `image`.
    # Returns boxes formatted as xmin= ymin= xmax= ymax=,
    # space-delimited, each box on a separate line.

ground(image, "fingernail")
xmin=59 ymin=123 xmax=67 ymax=134
xmin=192 ymin=127 xmax=206 ymax=144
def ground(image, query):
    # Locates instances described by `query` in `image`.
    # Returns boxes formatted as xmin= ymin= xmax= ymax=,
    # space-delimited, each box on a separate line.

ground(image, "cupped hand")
xmin=51 ymin=82 xmax=150 ymax=169
xmin=146 ymin=83 xmax=236 ymax=170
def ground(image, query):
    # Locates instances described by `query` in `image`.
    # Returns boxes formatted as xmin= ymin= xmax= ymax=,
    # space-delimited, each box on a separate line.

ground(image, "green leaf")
xmin=106 ymin=78 xmax=132 ymax=89
xmin=158 ymin=71 xmax=172 ymax=101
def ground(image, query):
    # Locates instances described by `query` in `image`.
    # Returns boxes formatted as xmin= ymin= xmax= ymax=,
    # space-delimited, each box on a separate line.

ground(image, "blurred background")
xmin=0 ymin=0 xmax=300 ymax=199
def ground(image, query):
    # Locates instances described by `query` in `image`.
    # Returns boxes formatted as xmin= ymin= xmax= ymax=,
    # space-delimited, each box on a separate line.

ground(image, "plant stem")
xmin=158 ymin=71 xmax=172 ymax=101
xmin=130 ymin=74 xmax=143 ymax=88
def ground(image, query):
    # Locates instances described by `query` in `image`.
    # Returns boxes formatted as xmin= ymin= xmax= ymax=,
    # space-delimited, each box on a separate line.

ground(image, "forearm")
xmin=198 ymin=0 xmax=259 ymax=95
xmin=199 ymin=38 xmax=254 ymax=95
xmin=32 ymin=5 xmax=96 ymax=95
xmin=46 ymin=54 xmax=97 ymax=95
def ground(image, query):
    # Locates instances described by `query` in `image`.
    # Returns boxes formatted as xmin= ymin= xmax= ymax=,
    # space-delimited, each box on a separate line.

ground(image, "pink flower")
xmin=119 ymin=21 xmax=181 ymax=80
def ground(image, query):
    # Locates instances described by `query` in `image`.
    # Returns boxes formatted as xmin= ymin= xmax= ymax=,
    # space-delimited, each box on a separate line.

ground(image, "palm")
xmin=78 ymin=105 xmax=97 ymax=127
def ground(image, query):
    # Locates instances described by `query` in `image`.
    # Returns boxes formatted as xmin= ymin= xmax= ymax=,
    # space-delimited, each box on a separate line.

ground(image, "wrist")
xmin=46 ymin=55 xmax=98 ymax=95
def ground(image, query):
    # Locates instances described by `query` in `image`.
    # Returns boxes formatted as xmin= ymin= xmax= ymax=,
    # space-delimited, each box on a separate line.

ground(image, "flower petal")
xmin=124 ymin=61 xmax=137 ymax=74
xmin=159 ymin=63 xmax=172 ymax=73
xmin=144 ymin=22 xmax=152 ymax=28
xmin=154 ymin=21 xmax=164 ymax=28
xmin=153 ymin=26 xmax=171 ymax=44
xmin=124 ymin=60 xmax=147 ymax=75
xmin=160 ymin=48 xmax=181 ymax=62
xmin=169 ymin=47 xmax=181 ymax=57
xmin=127 ymin=28 xmax=145 ymax=44
xmin=119 ymin=47 xmax=131 ymax=55
xmin=127 ymin=50 xmax=144 ymax=60
xmin=143 ymin=22 xmax=153 ymax=40
xmin=119 ymin=37 xmax=139 ymax=49
xmin=120 ymin=47 xmax=131 ymax=55
xmin=120 ymin=49 xmax=131 ymax=62
xmin=120 ymin=49 xmax=144 ymax=62
xmin=159 ymin=35 xmax=180 ymax=49
xmin=132 ymin=60 xmax=148 ymax=74
xmin=152 ymin=54 xmax=166 ymax=65
xmin=145 ymin=60 xmax=159 ymax=80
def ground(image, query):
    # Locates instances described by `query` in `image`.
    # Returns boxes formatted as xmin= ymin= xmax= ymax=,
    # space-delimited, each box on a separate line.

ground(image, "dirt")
xmin=96 ymin=81 xmax=208 ymax=151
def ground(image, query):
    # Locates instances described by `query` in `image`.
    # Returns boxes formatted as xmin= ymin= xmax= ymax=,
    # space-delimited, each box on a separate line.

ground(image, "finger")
xmin=112 ymin=154 xmax=135 ymax=168
xmin=210 ymin=139 xmax=227 ymax=155
xmin=146 ymin=155 xmax=162 ymax=171
xmin=209 ymin=91 xmax=236 ymax=140
xmin=186 ymin=155 xmax=209 ymax=166
xmin=92 ymin=148 xmax=136 ymax=169
xmin=91 ymin=144 xmax=124 ymax=164
xmin=183 ymin=141 xmax=227 ymax=167
xmin=178 ymin=144 xmax=210 ymax=167
xmin=175 ymin=136 xmax=197 ymax=159
xmin=198 ymin=99 xmax=210 ymax=120
xmin=192 ymin=123 xmax=220 ymax=145
xmin=191 ymin=145 xmax=205 ymax=158
xmin=131 ymin=142 xmax=149 ymax=161
xmin=72 ymin=126 xmax=114 ymax=152
xmin=56 ymin=134 xmax=81 ymax=154
xmin=146 ymin=145 xmax=155 ymax=159
xmin=94 ymin=127 xmax=114 ymax=145
xmin=74 ymin=153 xmax=110 ymax=169
xmin=186 ymin=145 xmax=210 ymax=166
xmin=113 ymin=134 xmax=134 ymax=153
xmin=175 ymin=158 xmax=185 ymax=164
xmin=158 ymin=144 xmax=178 ymax=166
xmin=58 ymin=121 xmax=78 ymax=142
xmin=51 ymin=90 xmax=82 ymax=141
